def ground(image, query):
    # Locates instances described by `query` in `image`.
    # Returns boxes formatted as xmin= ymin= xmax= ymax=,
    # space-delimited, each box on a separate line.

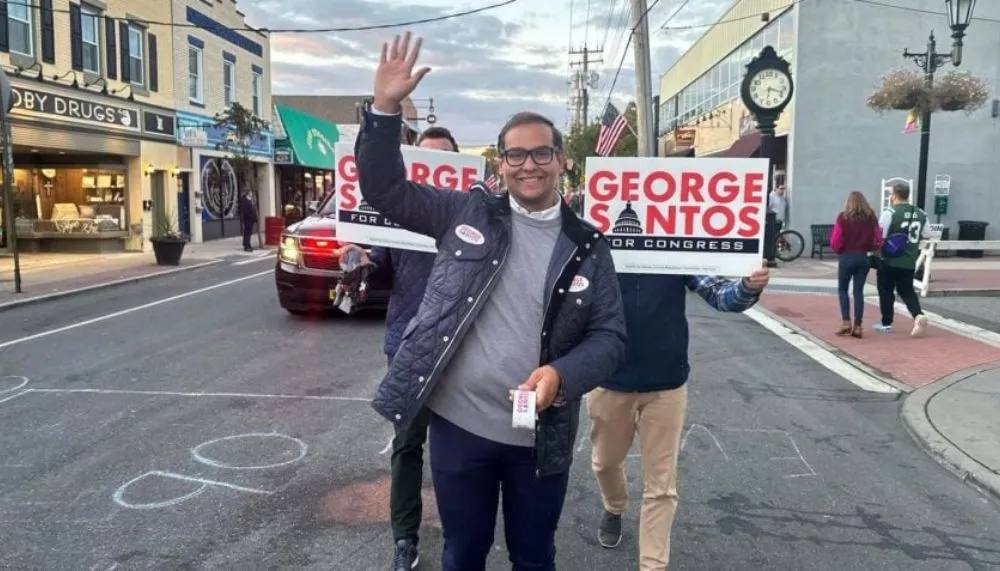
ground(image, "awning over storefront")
xmin=666 ymin=147 xmax=695 ymax=157
xmin=715 ymin=132 xmax=761 ymax=158
xmin=274 ymin=104 xmax=340 ymax=170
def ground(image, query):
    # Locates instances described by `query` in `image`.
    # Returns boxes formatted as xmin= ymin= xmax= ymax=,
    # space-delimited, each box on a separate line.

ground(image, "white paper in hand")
xmin=511 ymin=389 xmax=536 ymax=430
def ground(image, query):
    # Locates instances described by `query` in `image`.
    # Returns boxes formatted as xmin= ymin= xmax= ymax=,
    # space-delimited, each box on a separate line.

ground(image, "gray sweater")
xmin=426 ymin=208 xmax=562 ymax=447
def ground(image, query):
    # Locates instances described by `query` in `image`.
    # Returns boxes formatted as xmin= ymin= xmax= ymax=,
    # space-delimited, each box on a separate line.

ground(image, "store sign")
xmin=274 ymin=147 xmax=293 ymax=163
xmin=143 ymin=110 xmax=176 ymax=138
xmin=10 ymin=85 xmax=139 ymax=131
xmin=179 ymin=125 xmax=208 ymax=147
xmin=674 ymin=128 xmax=696 ymax=146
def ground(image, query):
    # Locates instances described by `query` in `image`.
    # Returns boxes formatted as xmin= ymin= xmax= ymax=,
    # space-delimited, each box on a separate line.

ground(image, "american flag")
xmin=485 ymin=173 xmax=499 ymax=193
xmin=595 ymin=102 xmax=628 ymax=157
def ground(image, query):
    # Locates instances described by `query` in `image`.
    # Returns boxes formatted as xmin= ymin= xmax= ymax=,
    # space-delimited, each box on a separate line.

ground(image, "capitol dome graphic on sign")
xmin=358 ymin=200 xmax=378 ymax=213
xmin=612 ymin=202 xmax=643 ymax=234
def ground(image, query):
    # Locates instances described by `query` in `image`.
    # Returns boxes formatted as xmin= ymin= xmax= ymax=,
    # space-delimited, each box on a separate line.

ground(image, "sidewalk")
xmin=0 ymin=237 xmax=274 ymax=310
xmin=755 ymin=290 xmax=1000 ymax=499
xmin=770 ymin=256 xmax=1000 ymax=296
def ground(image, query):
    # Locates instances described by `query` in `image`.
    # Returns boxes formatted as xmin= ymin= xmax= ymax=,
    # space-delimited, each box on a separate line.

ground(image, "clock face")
xmin=748 ymin=68 xmax=791 ymax=110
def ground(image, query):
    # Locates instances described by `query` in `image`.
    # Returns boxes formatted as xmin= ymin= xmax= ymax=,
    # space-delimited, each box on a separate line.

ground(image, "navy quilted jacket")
xmin=368 ymin=247 xmax=435 ymax=358
xmin=356 ymin=108 xmax=628 ymax=477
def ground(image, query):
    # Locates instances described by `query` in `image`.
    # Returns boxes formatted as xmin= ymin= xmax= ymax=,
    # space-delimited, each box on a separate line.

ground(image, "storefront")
xmin=272 ymin=104 xmax=339 ymax=224
xmin=0 ymin=79 xmax=179 ymax=254
xmin=175 ymin=110 xmax=276 ymax=243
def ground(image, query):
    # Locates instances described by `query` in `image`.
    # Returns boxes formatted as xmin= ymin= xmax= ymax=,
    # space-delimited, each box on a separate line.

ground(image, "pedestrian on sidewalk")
xmin=589 ymin=267 xmax=769 ymax=570
xmin=830 ymin=191 xmax=881 ymax=338
xmin=342 ymin=126 xmax=463 ymax=571
xmin=238 ymin=191 xmax=257 ymax=252
xmin=874 ymin=183 xmax=930 ymax=337
xmin=358 ymin=32 xmax=627 ymax=571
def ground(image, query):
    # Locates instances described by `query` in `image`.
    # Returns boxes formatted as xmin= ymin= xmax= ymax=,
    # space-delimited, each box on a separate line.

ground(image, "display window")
xmin=8 ymin=168 xmax=128 ymax=236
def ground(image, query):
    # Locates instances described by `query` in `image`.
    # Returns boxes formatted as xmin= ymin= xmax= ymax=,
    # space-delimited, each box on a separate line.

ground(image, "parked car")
xmin=274 ymin=197 xmax=390 ymax=316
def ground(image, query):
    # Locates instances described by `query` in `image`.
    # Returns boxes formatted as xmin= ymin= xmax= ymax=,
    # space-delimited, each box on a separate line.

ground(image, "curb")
xmin=0 ymin=259 xmax=222 ymax=313
xmin=900 ymin=363 xmax=1000 ymax=502
xmin=768 ymin=283 xmax=1000 ymax=298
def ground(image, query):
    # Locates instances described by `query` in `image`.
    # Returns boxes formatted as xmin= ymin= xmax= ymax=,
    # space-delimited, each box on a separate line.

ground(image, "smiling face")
xmin=498 ymin=119 xmax=565 ymax=211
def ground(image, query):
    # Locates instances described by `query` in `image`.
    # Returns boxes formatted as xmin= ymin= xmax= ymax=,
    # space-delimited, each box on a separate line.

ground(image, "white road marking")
xmin=744 ymin=308 xmax=900 ymax=393
xmin=232 ymin=253 xmax=274 ymax=266
xmin=890 ymin=300 xmax=1000 ymax=348
xmin=26 ymin=387 xmax=371 ymax=402
xmin=0 ymin=270 xmax=273 ymax=351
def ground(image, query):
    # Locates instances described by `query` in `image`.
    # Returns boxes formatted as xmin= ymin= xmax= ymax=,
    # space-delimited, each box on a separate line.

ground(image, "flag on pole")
xmin=595 ymin=102 xmax=628 ymax=156
xmin=485 ymin=173 xmax=499 ymax=193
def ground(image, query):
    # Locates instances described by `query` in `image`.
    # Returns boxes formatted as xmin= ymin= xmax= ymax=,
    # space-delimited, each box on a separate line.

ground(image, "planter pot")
xmin=939 ymin=98 xmax=965 ymax=111
xmin=891 ymin=95 xmax=920 ymax=110
xmin=151 ymin=237 xmax=186 ymax=266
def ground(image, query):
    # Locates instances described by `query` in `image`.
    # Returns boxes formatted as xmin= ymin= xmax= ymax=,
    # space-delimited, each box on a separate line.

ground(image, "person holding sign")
xmin=358 ymin=31 xmax=627 ymax=571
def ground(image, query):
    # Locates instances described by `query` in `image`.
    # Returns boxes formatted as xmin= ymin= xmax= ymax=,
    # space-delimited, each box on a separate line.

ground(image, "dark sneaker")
xmin=393 ymin=538 xmax=419 ymax=570
xmin=598 ymin=510 xmax=622 ymax=548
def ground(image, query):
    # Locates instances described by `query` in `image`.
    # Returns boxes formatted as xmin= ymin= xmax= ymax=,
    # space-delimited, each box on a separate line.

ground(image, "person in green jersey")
xmin=874 ymin=183 xmax=929 ymax=336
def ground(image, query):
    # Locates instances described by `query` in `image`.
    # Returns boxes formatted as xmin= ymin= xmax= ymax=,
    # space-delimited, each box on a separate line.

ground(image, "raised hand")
xmin=373 ymin=31 xmax=431 ymax=114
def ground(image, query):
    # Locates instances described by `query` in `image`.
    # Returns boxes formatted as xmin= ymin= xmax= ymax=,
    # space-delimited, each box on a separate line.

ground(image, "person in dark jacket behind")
xmin=830 ymin=191 xmax=881 ymax=338
xmin=238 ymin=190 xmax=258 ymax=252
xmin=354 ymin=125 xmax=461 ymax=570
xmin=356 ymin=32 xmax=627 ymax=571
xmin=588 ymin=265 xmax=769 ymax=568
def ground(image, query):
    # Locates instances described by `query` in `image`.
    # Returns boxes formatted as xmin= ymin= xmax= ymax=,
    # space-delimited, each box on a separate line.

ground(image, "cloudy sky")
xmin=240 ymin=0 xmax=732 ymax=145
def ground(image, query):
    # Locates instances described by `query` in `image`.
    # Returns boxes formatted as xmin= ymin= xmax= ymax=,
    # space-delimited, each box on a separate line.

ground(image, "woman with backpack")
xmin=830 ymin=191 xmax=882 ymax=338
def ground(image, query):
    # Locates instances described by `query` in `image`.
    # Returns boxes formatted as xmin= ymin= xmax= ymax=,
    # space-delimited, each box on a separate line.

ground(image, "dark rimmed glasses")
xmin=501 ymin=146 xmax=558 ymax=166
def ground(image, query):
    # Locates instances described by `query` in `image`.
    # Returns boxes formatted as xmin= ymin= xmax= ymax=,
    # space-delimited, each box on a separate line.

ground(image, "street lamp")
xmin=902 ymin=0 xmax=976 ymax=211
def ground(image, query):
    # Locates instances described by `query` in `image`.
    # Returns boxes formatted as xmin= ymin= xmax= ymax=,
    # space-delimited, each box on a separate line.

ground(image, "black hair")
xmin=416 ymin=126 xmax=459 ymax=151
xmin=496 ymin=111 xmax=564 ymax=152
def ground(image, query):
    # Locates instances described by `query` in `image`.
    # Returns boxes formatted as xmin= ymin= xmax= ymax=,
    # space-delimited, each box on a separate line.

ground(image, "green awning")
xmin=274 ymin=104 xmax=340 ymax=170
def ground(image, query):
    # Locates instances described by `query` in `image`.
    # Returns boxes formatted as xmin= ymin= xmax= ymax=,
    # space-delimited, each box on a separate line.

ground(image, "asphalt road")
xmin=1 ymin=257 xmax=999 ymax=570
xmin=922 ymin=297 xmax=1000 ymax=334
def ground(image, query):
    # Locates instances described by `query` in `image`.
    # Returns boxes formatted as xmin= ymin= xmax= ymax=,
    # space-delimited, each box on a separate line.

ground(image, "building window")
xmin=81 ymin=6 xmax=100 ymax=74
xmin=188 ymin=46 xmax=204 ymax=103
xmin=251 ymin=71 xmax=263 ymax=116
xmin=128 ymin=26 xmax=145 ymax=85
xmin=8 ymin=0 xmax=34 ymax=57
xmin=223 ymin=60 xmax=235 ymax=107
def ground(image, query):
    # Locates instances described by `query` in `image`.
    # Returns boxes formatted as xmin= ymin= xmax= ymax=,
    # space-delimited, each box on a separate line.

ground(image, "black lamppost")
xmin=902 ymin=0 xmax=977 ymax=211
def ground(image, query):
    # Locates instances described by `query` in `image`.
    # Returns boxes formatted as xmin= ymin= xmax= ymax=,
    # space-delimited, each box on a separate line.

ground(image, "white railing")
xmin=914 ymin=239 xmax=1000 ymax=297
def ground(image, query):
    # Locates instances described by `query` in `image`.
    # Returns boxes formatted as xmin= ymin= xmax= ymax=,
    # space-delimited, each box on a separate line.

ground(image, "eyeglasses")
xmin=501 ymin=146 xmax=557 ymax=166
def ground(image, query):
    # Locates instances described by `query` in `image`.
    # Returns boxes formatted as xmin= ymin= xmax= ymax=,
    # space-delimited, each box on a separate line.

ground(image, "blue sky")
xmin=241 ymin=0 xmax=731 ymax=145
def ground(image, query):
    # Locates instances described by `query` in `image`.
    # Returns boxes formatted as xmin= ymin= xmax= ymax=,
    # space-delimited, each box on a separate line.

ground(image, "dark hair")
xmin=417 ymin=126 xmax=459 ymax=151
xmin=496 ymin=111 xmax=563 ymax=152
xmin=892 ymin=182 xmax=910 ymax=201
xmin=844 ymin=190 xmax=876 ymax=221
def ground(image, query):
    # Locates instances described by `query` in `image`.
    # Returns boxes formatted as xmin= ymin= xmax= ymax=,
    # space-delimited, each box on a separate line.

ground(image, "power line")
xmin=3 ymin=0 xmax=523 ymax=33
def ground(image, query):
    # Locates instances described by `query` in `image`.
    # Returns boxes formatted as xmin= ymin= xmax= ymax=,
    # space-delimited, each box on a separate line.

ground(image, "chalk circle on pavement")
xmin=0 ymin=376 xmax=29 ymax=394
xmin=191 ymin=432 xmax=308 ymax=470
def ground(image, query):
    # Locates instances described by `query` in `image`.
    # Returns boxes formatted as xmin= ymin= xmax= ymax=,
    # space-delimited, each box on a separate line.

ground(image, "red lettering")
xmin=678 ymin=205 xmax=700 ymax=235
xmin=337 ymin=154 xmax=358 ymax=183
xmin=680 ymin=172 xmax=704 ymax=202
xmin=411 ymin=162 xmax=430 ymax=184
xmin=744 ymin=172 xmax=764 ymax=203
xmin=588 ymin=170 xmax=618 ymax=201
xmin=738 ymin=206 xmax=761 ymax=237
xmin=461 ymin=168 xmax=478 ymax=191
xmin=702 ymin=205 xmax=735 ymax=237
xmin=707 ymin=172 xmax=740 ymax=203
xmin=590 ymin=203 xmax=610 ymax=233
xmin=645 ymin=205 xmax=676 ymax=235
xmin=339 ymin=183 xmax=358 ymax=210
xmin=621 ymin=171 xmax=640 ymax=202
xmin=432 ymin=164 xmax=458 ymax=189
xmin=643 ymin=171 xmax=675 ymax=202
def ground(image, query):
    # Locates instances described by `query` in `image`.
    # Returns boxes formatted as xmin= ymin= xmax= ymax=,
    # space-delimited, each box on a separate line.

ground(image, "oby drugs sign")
xmin=334 ymin=142 xmax=485 ymax=252
xmin=585 ymin=157 xmax=769 ymax=276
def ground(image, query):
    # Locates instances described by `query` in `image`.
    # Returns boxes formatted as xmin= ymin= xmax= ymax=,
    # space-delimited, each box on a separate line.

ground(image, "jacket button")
xmin=443 ymin=335 xmax=450 ymax=342
xmin=558 ymin=288 xmax=565 ymax=294
xmin=418 ymin=376 xmax=425 ymax=383
xmin=585 ymin=243 xmax=591 ymax=249
xmin=542 ymin=331 xmax=548 ymax=336
xmin=455 ymin=250 xmax=462 ymax=256
xmin=394 ymin=414 xmax=401 ymax=420
xmin=467 ymin=296 xmax=474 ymax=303
xmin=593 ymin=232 xmax=599 ymax=238
xmin=576 ymin=298 xmax=583 ymax=305
xmin=492 ymin=259 xmax=499 ymax=265
xmin=576 ymin=256 xmax=582 ymax=261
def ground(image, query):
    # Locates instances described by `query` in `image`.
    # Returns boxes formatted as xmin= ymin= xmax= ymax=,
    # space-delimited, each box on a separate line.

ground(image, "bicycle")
xmin=774 ymin=227 xmax=805 ymax=262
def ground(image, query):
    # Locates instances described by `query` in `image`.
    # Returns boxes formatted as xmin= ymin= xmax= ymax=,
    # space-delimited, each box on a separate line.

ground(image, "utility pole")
xmin=630 ymin=0 xmax=655 ymax=157
xmin=569 ymin=46 xmax=601 ymax=126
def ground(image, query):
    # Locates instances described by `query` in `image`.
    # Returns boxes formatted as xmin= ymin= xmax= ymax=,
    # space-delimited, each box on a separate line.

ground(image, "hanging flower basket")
xmin=866 ymin=69 xmax=932 ymax=114
xmin=932 ymin=70 xmax=990 ymax=113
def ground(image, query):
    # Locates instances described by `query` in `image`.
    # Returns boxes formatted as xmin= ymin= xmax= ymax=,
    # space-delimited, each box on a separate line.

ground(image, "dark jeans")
xmin=876 ymin=265 xmax=923 ymax=326
xmin=430 ymin=413 xmax=569 ymax=571
xmin=837 ymin=253 xmax=870 ymax=324
xmin=390 ymin=404 xmax=431 ymax=544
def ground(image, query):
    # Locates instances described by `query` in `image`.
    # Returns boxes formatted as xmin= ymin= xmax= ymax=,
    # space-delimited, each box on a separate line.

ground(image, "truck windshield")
xmin=316 ymin=193 xmax=337 ymax=217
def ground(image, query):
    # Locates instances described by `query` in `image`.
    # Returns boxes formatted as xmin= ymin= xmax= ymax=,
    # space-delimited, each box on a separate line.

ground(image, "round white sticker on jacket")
xmin=455 ymin=224 xmax=485 ymax=245
xmin=569 ymin=275 xmax=590 ymax=292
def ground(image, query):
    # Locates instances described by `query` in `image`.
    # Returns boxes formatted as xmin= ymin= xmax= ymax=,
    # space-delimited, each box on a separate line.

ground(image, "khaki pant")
xmin=587 ymin=385 xmax=688 ymax=570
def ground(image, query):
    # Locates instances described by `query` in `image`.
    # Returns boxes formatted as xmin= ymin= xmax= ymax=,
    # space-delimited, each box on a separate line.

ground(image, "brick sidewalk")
xmin=758 ymin=292 xmax=1000 ymax=388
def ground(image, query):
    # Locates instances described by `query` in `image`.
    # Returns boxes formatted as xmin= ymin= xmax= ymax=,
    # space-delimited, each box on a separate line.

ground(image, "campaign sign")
xmin=584 ymin=157 xmax=769 ymax=276
xmin=334 ymin=142 xmax=485 ymax=252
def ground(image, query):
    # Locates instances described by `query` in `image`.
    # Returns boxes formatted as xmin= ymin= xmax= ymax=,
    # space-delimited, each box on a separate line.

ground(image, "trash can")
xmin=956 ymin=220 xmax=989 ymax=258
xmin=264 ymin=216 xmax=286 ymax=246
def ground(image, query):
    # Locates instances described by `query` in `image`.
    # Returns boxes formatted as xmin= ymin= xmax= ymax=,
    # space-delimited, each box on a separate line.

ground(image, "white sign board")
xmin=934 ymin=174 xmax=951 ymax=196
xmin=881 ymin=176 xmax=913 ymax=212
xmin=583 ymin=157 xmax=769 ymax=276
xmin=333 ymin=142 xmax=485 ymax=252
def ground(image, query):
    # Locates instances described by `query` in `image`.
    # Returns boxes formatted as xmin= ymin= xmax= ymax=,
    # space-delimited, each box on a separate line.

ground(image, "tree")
xmin=562 ymin=102 xmax=637 ymax=188
xmin=214 ymin=102 xmax=270 ymax=248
